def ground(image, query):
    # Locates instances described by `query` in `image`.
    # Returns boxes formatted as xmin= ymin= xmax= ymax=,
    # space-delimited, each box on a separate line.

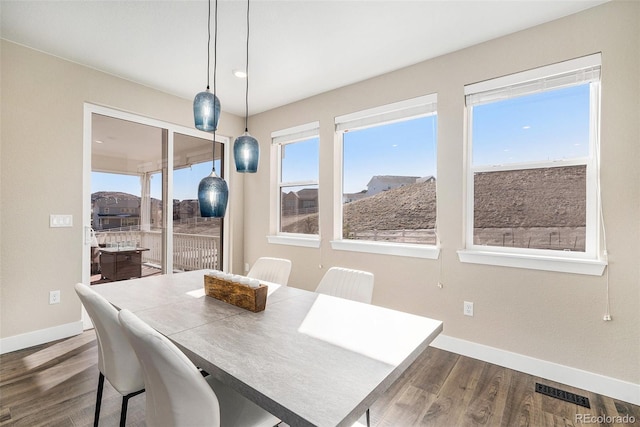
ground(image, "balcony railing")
xmin=94 ymin=230 xmax=219 ymax=271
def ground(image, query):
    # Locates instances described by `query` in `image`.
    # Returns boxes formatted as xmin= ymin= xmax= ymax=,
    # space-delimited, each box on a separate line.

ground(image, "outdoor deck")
xmin=90 ymin=229 xmax=219 ymax=285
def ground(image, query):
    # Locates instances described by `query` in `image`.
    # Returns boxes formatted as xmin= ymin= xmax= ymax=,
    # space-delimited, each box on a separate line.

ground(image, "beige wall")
xmin=244 ymin=1 xmax=639 ymax=385
xmin=0 ymin=40 xmax=245 ymax=338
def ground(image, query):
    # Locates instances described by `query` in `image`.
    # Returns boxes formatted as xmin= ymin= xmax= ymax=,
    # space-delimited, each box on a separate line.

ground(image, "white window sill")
xmin=331 ymin=239 xmax=440 ymax=259
xmin=267 ymin=234 xmax=321 ymax=248
xmin=457 ymin=249 xmax=607 ymax=276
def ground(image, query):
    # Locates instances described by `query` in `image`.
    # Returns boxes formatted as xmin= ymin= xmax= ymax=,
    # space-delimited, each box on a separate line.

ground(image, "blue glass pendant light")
xmin=194 ymin=90 xmax=220 ymax=132
xmin=193 ymin=0 xmax=221 ymax=132
xmin=234 ymin=132 xmax=259 ymax=173
xmin=198 ymin=159 xmax=228 ymax=217
xmin=233 ymin=0 xmax=260 ymax=173
xmin=197 ymin=0 xmax=228 ymax=218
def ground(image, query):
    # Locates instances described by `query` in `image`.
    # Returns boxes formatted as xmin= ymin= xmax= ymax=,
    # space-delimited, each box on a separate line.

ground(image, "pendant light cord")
xmin=212 ymin=0 xmax=219 ymax=173
xmin=244 ymin=0 xmax=250 ymax=132
xmin=213 ymin=0 xmax=218 ymax=98
xmin=206 ymin=0 xmax=211 ymax=90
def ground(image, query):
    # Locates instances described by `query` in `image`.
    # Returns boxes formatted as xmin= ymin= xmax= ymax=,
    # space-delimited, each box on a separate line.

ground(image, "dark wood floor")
xmin=1 ymin=331 xmax=638 ymax=427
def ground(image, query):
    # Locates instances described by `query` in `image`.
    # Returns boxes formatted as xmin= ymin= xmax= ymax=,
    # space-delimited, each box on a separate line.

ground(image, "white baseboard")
xmin=0 ymin=321 xmax=84 ymax=355
xmin=431 ymin=334 xmax=640 ymax=406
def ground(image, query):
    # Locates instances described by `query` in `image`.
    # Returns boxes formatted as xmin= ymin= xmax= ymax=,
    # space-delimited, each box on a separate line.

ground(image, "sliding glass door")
xmin=84 ymin=104 xmax=227 ymax=286
xmin=172 ymin=132 xmax=225 ymax=272
xmin=90 ymin=113 xmax=166 ymax=282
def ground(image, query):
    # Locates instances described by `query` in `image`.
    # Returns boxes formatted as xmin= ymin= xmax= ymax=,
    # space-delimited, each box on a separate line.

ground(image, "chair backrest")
xmin=247 ymin=257 xmax=292 ymax=285
xmin=74 ymin=283 xmax=144 ymax=395
xmin=315 ymin=267 xmax=375 ymax=304
xmin=118 ymin=309 xmax=221 ymax=427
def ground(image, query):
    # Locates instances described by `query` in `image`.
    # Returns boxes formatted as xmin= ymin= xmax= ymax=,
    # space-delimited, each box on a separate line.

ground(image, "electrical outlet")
xmin=464 ymin=301 xmax=474 ymax=316
xmin=49 ymin=290 xmax=61 ymax=305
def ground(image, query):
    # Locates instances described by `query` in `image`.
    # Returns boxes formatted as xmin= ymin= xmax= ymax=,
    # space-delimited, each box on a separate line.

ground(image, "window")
xmin=460 ymin=54 xmax=606 ymax=275
xmin=332 ymin=94 xmax=438 ymax=259
xmin=269 ymin=122 xmax=320 ymax=247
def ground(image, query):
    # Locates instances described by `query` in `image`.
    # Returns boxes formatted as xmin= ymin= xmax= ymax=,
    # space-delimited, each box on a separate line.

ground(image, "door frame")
xmin=82 ymin=103 xmax=230 ymax=326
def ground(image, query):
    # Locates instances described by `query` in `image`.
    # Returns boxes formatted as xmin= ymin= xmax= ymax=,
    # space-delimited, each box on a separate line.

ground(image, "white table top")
xmin=92 ymin=270 xmax=443 ymax=427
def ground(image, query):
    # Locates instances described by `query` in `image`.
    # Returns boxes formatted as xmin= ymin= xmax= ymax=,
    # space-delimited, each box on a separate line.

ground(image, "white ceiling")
xmin=1 ymin=0 xmax=607 ymax=117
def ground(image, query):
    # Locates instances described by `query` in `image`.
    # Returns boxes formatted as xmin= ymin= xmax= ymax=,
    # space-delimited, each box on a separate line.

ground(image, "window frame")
xmin=267 ymin=121 xmax=321 ymax=248
xmin=459 ymin=54 xmax=607 ymax=275
xmin=331 ymin=94 xmax=440 ymax=260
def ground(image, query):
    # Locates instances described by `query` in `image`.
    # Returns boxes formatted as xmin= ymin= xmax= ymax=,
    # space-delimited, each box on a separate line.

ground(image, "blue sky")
xmin=92 ymin=83 xmax=589 ymax=200
xmin=281 ymin=137 xmax=320 ymax=184
xmin=472 ymin=84 xmax=589 ymax=166
xmin=343 ymin=115 xmax=437 ymax=193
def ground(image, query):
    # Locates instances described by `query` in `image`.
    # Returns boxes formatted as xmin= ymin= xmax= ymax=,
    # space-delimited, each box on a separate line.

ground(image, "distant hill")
xmin=282 ymin=165 xmax=586 ymax=234
xmin=93 ymin=165 xmax=586 ymax=235
xmin=91 ymin=191 xmax=140 ymax=201
xmin=343 ymin=180 xmax=436 ymax=232
xmin=282 ymin=180 xmax=436 ymax=234
xmin=474 ymin=165 xmax=585 ymax=228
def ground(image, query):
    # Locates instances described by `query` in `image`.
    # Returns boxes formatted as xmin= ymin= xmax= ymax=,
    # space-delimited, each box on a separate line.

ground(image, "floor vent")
xmin=535 ymin=383 xmax=591 ymax=408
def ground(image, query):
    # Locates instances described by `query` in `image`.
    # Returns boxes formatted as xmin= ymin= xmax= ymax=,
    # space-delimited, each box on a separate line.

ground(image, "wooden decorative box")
xmin=204 ymin=275 xmax=268 ymax=312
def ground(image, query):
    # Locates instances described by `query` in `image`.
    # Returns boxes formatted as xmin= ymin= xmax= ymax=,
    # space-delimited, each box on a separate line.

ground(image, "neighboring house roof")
xmin=297 ymin=188 xmax=319 ymax=200
xmin=417 ymin=175 xmax=436 ymax=183
xmin=343 ymin=192 xmax=369 ymax=202
xmin=366 ymin=175 xmax=420 ymax=188
xmin=282 ymin=191 xmax=300 ymax=200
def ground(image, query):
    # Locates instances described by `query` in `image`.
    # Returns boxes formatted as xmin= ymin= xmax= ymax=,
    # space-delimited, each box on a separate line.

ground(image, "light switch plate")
xmin=50 ymin=214 xmax=73 ymax=228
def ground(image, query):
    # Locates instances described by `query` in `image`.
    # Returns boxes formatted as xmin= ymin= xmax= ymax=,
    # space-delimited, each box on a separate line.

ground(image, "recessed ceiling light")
xmin=233 ymin=69 xmax=247 ymax=79
xmin=95 ymin=140 xmax=104 ymax=144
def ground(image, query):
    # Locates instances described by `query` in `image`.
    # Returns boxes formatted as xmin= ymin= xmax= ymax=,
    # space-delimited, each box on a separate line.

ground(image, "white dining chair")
xmin=118 ymin=309 xmax=280 ymax=427
xmin=74 ymin=283 xmax=145 ymax=427
xmin=315 ymin=267 xmax=375 ymax=304
xmin=315 ymin=267 xmax=375 ymax=426
xmin=247 ymin=257 xmax=292 ymax=285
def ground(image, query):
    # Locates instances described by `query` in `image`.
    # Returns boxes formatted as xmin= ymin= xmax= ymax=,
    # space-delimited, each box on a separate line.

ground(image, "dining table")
xmin=92 ymin=269 xmax=443 ymax=427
